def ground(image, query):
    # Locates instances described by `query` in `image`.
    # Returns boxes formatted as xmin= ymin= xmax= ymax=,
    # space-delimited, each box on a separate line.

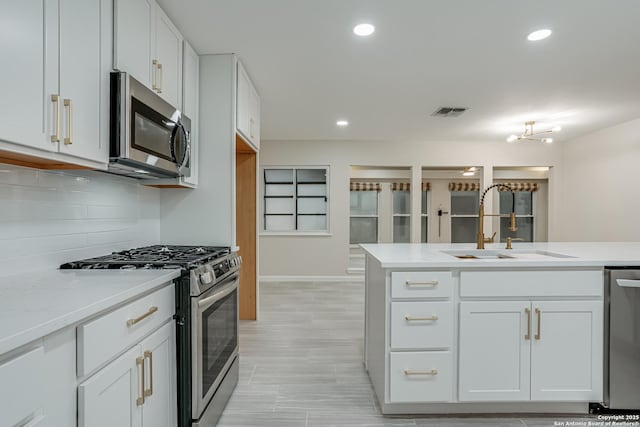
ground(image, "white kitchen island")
xmin=361 ymin=242 xmax=640 ymax=415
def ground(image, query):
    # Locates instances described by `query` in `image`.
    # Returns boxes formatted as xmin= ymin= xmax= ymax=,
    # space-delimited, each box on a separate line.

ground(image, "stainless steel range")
xmin=61 ymin=245 xmax=241 ymax=427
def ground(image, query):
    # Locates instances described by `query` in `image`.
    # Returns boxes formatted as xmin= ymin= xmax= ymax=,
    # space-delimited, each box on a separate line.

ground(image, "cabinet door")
xmin=140 ymin=322 xmax=177 ymax=427
xmin=58 ymin=0 xmax=109 ymax=163
xmin=0 ymin=0 xmax=58 ymax=152
xmin=114 ymin=0 xmax=155 ymax=88
xmin=155 ymin=6 xmax=183 ymax=108
xmin=182 ymin=41 xmax=199 ymax=186
xmin=248 ymin=84 xmax=260 ymax=149
xmin=459 ymin=301 xmax=530 ymax=401
xmin=530 ymin=300 xmax=603 ymax=401
xmin=236 ymin=62 xmax=251 ymax=141
xmin=78 ymin=345 xmax=143 ymax=427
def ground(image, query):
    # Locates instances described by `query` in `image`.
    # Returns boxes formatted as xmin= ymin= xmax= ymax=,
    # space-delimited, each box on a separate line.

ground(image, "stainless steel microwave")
xmin=109 ymin=71 xmax=191 ymax=179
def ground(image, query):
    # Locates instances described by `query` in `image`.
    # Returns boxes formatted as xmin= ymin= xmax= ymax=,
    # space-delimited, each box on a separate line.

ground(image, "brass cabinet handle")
xmin=144 ymin=351 xmax=153 ymax=397
xmin=524 ymin=307 xmax=531 ymax=340
xmin=404 ymin=369 xmax=438 ymax=376
xmin=152 ymin=59 xmax=159 ymax=91
xmin=157 ymin=63 xmax=163 ymax=93
xmin=249 ymin=117 xmax=255 ymax=139
xmin=405 ymin=280 xmax=438 ymax=287
xmin=51 ymin=94 xmax=60 ymax=142
xmin=127 ymin=306 xmax=158 ymax=327
xmin=136 ymin=356 xmax=145 ymax=406
xmin=534 ymin=308 xmax=541 ymax=340
xmin=405 ymin=315 xmax=439 ymax=321
xmin=63 ymin=99 xmax=73 ymax=145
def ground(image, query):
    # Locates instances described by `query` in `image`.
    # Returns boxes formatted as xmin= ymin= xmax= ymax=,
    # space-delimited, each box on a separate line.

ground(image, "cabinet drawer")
xmin=391 ymin=271 xmax=452 ymax=299
xmin=77 ymin=284 xmax=175 ymax=377
xmin=390 ymin=302 xmax=453 ymax=349
xmin=389 ymin=351 xmax=453 ymax=403
xmin=460 ymin=270 xmax=603 ymax=298
xmin=0 ymin=346 xmax=45 ymax=426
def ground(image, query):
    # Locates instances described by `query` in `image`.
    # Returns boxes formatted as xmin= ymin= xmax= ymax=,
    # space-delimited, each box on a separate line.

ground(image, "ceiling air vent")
xmin=431 ymin=107 xmax=468 ymax=118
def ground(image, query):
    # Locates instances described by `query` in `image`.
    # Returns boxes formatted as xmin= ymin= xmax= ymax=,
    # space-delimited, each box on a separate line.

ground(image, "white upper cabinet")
xmin=113 ymin=0 xmax=155 ymax=88
xmin=114 ymin=0 xmax=183 ymax=109
xmin=0 ymin=0 xmax=109 ymax=165
xmin=182 ymin=41 xmax=199 ymax=187
xmin=0 ymin=1 xmax=58 ymax=153
xmin=58 ymin=0 xmax=111 ymax=163
xmin=155 ymin=7 xmax=183 ymax=108
xmin=236 ymin=60 xmax=260 ymax=150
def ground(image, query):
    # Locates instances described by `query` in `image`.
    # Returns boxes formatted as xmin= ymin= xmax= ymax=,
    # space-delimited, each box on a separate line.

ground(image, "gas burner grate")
xmin=60 ymin=245 xmax=231 ymax=270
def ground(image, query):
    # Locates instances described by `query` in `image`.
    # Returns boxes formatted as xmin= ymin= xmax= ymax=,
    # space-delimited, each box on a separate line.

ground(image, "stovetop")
xmin=60 ymin=245 xmax=231 ymax=270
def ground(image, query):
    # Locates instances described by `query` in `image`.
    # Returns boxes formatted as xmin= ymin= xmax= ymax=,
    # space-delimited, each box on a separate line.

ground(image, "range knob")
xmin=200 ymin=271 xmax=213 ymax=285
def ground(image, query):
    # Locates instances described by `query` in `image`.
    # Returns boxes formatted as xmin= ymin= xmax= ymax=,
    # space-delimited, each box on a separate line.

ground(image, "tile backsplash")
xmin=0 ymin=164 xmax=160 ymax=276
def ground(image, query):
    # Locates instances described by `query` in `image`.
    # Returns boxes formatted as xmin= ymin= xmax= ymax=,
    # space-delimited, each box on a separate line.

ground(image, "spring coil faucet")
xmin=477 ymin=184 xmax=518 ymax=249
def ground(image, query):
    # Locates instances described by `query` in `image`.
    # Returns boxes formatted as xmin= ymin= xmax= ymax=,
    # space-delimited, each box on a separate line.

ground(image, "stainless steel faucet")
xmin=477 ymin=184 xmax=517 ymax=249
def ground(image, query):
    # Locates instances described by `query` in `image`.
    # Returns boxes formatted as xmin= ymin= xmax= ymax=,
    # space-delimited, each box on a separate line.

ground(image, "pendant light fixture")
xmin=507 ymin=121 xmax=561 ymax=144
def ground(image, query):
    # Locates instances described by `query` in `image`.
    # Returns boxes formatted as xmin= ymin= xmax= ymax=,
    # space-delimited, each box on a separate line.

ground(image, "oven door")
xmin=191 ymin=273 xmax=239 ymax=419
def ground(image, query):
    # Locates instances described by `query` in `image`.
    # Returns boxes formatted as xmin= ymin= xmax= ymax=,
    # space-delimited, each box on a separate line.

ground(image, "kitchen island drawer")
xmin=390 ymin=301 xmax=453 ymax=349
xmin=460 ymin=270 xmax=603 ymax=298
xmin=391 ymin=271 xmax=453 ymax=299
xmin=389 ymin=351 xmax=453 ymax=403
xmin=77 ymin=283 xmax=175 ymax=377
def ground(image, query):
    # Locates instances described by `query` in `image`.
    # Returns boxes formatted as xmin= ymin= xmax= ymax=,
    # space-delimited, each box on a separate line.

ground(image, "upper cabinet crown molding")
xmin=236 ymin=60 xmax=261 ymax=152
xmin=0 ymin=0 xmax=112 ymax=170
xmin=114 ymin=0 xmax=183 ymax=109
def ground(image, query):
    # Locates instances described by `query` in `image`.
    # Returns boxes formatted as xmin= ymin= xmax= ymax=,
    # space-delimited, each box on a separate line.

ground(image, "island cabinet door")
xmin=459 ymin=301 xmax=531 ymax=402
xmin=530 ymin=300 xmax=603 ymax=401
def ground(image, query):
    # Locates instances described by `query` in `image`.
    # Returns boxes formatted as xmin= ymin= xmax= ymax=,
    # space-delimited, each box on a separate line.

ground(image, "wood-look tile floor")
xmin=218 ymin=281 xmax=597 ymax=427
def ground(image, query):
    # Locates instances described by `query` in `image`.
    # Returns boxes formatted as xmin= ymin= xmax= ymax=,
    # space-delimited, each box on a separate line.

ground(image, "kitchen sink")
xmin=442 ymin=249 xmax=574 ymax=260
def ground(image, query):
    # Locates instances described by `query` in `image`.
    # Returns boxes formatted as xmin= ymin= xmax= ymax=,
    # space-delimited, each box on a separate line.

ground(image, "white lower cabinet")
xmin=459 ymin=300 xmax=603 ymax=402
xmin=79 ymin=321 xmax=176 ymax=427
xmin=79 ymin=345 xmax=141 ymax=427
xmin=389 ymin=351 xmax=453 ymax=402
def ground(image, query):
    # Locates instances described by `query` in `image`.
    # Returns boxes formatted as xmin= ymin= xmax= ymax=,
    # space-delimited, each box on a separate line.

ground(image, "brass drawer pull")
xmin=535 ymin=308 xmax=541 ymax=340
xmin=127 ymin=306 xmax=158 ymax=327
xmin=152 ymin=59 xmax=159 ymax=91
xmin=405 ymin=280 xmax=438 ymax=287
xmin=51 ymin=94 xmax=60 ymax=142
xmin=524 ymin=307 xmax=531 ymax=340
xmin=136 ymin=356 xmax=145 ymax=406
xmin=157 ymin=62 xmax=163 ymax=93
xmin=404 ymin=369 xmax=438 ymax=376
xmin=405 ymin=315 xmax=439 ymax=321
xmin=144 ymin=351 xmax=153 ymax=397
xmin=63 ymin=98 xmax=73 ymax=145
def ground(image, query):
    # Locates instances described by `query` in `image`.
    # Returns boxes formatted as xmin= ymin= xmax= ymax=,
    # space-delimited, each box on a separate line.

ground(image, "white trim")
xmin=259 ymin=275 xmax=364 ymax=283
xmin=346 ymin=267 xmax=365 ymax=275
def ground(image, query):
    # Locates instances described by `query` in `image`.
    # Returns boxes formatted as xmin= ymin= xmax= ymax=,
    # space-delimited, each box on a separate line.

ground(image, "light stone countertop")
xmin=0 ymin=269 xmax=181 ymax=356
xmin=360 ymin=242 xmax=640 ymax=269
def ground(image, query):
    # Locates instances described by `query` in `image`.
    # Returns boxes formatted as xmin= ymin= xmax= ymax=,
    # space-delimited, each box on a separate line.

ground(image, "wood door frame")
xmin=235 ymin=134 xmax=257 ymax=320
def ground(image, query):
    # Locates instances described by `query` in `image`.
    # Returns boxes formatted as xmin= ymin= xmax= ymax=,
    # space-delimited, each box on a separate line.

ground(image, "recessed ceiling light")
xmin=542 ymin=138 xmax=553 ymax=144
xmin=336 ymin=120 xmax=349 ymax=127
xmin=527 ymin=29 xmax=552 ymax=41
xmin=353 ymin=23 xmax=375 ymax=37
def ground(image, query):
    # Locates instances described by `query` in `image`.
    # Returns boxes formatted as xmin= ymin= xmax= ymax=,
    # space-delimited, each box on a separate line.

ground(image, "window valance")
xmin=350 ymin=182 xmax=381 ymax=192
xmin=496 ymin=182 xmax=539 ymax=192
xmin=391 ymin=182 xmax=410 ymax=191
xmin=448 ymin=182 xmax=480 ymax=191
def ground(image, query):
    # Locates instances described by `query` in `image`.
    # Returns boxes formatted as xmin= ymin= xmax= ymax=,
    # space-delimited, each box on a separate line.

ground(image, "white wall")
xmin=555 ymin=117 xmax=640 ymax=241
xmin=259 ymin=139 xmax=562 ymax=277
xmin=0 ymin=164 xmax=160 ymax=276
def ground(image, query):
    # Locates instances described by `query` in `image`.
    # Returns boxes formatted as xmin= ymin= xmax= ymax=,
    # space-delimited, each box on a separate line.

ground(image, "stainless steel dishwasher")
xmin=604 ymin=268 xmax=640 ymax=410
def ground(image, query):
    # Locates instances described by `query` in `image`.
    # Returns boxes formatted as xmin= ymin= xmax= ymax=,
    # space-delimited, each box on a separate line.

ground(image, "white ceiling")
xmin=157 ymin=0 xmax=640 ymax=143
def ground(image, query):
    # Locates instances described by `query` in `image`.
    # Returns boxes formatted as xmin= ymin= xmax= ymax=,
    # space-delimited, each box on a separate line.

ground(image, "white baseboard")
xmin=259 ymin=275 xmax=364 ymax=283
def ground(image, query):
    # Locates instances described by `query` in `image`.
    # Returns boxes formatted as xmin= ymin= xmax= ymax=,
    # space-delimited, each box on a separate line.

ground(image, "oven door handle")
xmin=198 ymin=275 xmax=238 ymax=310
